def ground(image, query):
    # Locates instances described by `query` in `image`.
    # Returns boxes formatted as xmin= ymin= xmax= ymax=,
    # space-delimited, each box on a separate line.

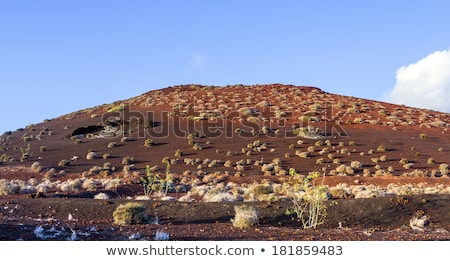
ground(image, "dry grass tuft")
xmin=231 ymin=205 xmax=259 ymax=229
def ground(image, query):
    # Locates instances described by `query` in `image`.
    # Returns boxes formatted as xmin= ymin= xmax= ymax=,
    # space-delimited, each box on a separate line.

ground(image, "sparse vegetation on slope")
xmin=0 ymin=83 xmax=450 ymax=240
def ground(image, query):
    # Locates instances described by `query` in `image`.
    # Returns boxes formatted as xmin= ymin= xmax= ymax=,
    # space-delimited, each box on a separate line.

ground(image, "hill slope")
xmin=1 ymin=84 xmax=449 ymax=199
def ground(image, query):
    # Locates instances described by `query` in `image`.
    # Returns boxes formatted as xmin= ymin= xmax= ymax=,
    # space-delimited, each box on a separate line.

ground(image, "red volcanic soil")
xmin=1 ymin=194 xmax=450 ymax=241
xmin=0 ymin=84 xmax=449 ymax=241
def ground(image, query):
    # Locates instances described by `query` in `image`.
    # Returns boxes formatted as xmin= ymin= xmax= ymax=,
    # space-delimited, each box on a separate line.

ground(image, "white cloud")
xmin=386 ymin=48 xmax=450 ymax=112
xmin=192 ymin=53 xmax=208 ymax=67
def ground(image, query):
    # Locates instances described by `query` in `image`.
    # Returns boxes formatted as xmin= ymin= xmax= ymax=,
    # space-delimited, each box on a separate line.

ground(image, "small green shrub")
xmin=144 ymin=138 xmax=154 ymax=148
xmin=107 ymin=142 xmax=117 ymax=148
xmin=121 ymin=156 xmax=135 ymax=165
xmin=439 ymin=163 xmax=449 ymax=176
xmin=399 ymin=158 xmax=409 ymax=164
xmin=30 ymin=161 xmax=41 ymax=172
xmin=377 ymin=145 xmax=386 ymax=152
xmin=161 ymin=156 xmax=170 ymax=164
xmin=113 ymin=202 xmax=149 ymax=225
xmin=44 ymin=168 xmax=56 ymax=178
xmin=58 ymin=159 xmax=70 ymax=167
xmin=193 ymin=142 xmax=203 ymax=150
xmin=186 ymin=132 xmax=199 ymax=139
xmin=174 ymin=149 xmax=183 ymax=157
xmin=419 ymin=133 xmax=427 ymax=139
xmin=107 ymin=106 xmax=124 ymax=113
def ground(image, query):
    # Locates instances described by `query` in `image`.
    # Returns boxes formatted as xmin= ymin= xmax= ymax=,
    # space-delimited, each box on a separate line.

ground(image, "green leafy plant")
xmin=141 ymin=162 xmax=173 ymax=198
xmin=141 ymin=165 xmax=161 ymax=197
xmin=282 ymin=170 xmax=329 ymax=229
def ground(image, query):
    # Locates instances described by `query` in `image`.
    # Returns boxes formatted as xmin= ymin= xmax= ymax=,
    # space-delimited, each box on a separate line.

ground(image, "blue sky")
xmin=1 ymin=1 xmax=450 ymax=133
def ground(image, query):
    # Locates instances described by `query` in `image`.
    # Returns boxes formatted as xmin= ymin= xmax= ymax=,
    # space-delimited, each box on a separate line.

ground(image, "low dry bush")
xmin=231 ymin=205 xmax=259 ymax=229
xmin=113 ymin=202 xmax=149 ymax=225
